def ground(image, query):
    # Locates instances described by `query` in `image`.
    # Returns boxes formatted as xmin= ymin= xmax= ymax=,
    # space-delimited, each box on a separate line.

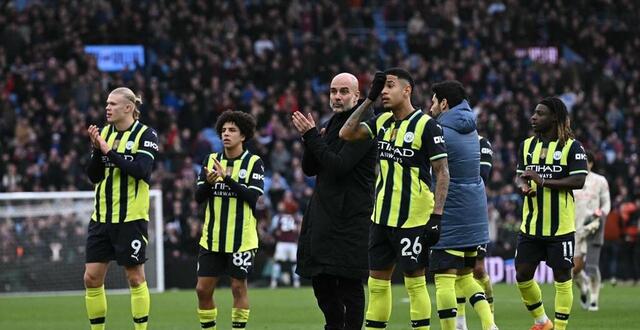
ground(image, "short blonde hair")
xmin=111 ymin=87 xmax=143 ymax=120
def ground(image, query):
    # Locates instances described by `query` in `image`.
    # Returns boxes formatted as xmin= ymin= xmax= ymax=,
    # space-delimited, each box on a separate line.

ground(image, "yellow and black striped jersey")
xmin=89 ymin=121 xmax=159 ymax=223
xmin=517 ymin=136 xmax=588 ymax=237
xmin=363 ymin=110 xmax=447 ymax=228
xmin=197 ymin=150 xmax=265 ymax=253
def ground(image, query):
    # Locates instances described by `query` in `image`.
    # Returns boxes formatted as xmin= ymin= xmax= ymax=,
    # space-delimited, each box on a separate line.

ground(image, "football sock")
xmin=131 ymin=281 xmax=150 ymax=330
xmin=517 ymin=279 xmax=548 ymax=323
xmin=458 ymin=273 xmax=494 ymax=330
xmin=231 ymin=308 xmax=250 ymax=329
xmin=86 ymin=285 xmax=107 ymax=330
xmin=455 ymin=280 xmax=467 ymax=329
xmin=198 ymin=308 xmax=217 ymax=329
xmin=476 ymin=274 xmax=494 ymax=313
xmin=587 ymin=265 xmax=601 ymax=305
xmin=554 ymin=280 xmax=573 ymax=330
xmin=365 ymin=277 xmax=392 ymax=329
xmin=405 ymin=275 xmax=431 ymax=330
xmin=435 ymin=274 xmax=457 ymax=330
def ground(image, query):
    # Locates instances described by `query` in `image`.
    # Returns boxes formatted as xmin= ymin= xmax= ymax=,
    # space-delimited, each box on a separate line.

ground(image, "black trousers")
xmin=312 ymin=274 xmax=365 ymax=330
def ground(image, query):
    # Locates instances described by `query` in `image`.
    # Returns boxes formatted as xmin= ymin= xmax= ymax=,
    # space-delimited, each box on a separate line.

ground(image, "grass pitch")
xmin=1 ymin=283 xmax=638 ymax=329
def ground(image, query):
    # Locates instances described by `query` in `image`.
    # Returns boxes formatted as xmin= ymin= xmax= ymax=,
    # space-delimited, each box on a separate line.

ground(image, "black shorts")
xmin=429 ymin=247 xmax=478 ymax=272
xmin=197 ymin=247 xmax=256 ymax=280
xmin=368 ymin=222 xmax=427 ymax=273
xmin=515 ymin=232 xmax=575 ymax=270
xmin=86 ymin=220 xmax=148 ymax=266
xmin=476 ymin=244 xmax=489 ymax=259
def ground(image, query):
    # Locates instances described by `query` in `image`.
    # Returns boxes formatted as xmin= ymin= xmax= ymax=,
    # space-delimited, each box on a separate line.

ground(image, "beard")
xmin=330 ymin=100 xmax=354 ymax=113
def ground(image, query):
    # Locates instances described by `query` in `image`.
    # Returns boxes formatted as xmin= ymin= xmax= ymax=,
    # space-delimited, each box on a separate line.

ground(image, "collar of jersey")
xmin=534 ymin=135 xmax=558 ymax=147
xmin=393 ymin=109 xmax=421 ymax=124
xmin=220 ymin=149 xmax=248 ymax=161
xmin=110 ymin=120 xmax=139 ymax=133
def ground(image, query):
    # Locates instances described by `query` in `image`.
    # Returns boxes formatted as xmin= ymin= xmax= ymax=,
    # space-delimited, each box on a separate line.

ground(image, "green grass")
xmin=0 ymin=283 xmax=638 ymax=329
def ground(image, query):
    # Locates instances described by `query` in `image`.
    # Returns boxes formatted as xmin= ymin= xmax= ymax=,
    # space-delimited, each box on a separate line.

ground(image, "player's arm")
xmin=87 ymin=148 xmax=105 ymax=184
xmin=102 ymin=129 xmax=158 ymax=180
xmin=524 ymin=173 xmax=585 ymax=190
xmin=424 ymin=119 xmax=449 ymax=215
xmin=195 ymin=156 xmax=213 ymax=204
xmin=269 ymin=215 xmax=279 ymax=233
xmin=521 ymin=141 xmax=587 ymax=190
xmin=599 ymin=177 xmax=611 ymax=215
xmin=479 ymin=137 xmax=493 ymax=183
xmin=431 ymin=157 xmax=450 ymax=215
xmin=515 ymin=141 xmax=535 ymax=196
xmin=303 ymin=122 xmax=376 ymax=177
xmin=339 ymin=99 xmax=376 ymax=141
xmin=339 ymin=71 xmax=386 ymax=141
xmin=295 ymin=215 xmax=302 ymax=234
xmin=222 ymin=158 xmax=265 ymax=209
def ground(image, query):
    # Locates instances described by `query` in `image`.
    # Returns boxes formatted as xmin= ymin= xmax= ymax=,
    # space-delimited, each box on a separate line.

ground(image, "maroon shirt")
xmin=273 ymin=213 xmax=301 ymax=243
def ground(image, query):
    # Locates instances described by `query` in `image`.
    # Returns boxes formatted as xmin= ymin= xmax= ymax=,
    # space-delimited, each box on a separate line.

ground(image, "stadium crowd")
xmin=1 ymin=0 xmax=640 ymax=286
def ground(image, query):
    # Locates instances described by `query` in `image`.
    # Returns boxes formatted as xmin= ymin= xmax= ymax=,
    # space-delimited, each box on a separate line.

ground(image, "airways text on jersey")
xmin=208 ymin=181 xmax=253 ymax=198
xmin=524 ymin=164 xmax=565 ymax=179
xmin=377 ymin=140 xmax=416 ymax=164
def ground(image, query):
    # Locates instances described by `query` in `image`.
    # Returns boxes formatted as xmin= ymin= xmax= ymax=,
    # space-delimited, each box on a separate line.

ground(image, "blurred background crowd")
xmin=1 ymin=0 xmax=640 ymax=288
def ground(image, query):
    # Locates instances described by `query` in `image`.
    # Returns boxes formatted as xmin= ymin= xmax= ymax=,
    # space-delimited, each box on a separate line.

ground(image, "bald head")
xmin=329 ymin=72 xmax=360 ymax=112
xmin=331 ymin=73 xmax=359 ymax=90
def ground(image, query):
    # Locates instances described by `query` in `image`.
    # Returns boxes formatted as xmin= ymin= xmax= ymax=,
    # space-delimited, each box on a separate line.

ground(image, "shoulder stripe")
xmin=430 ymin=153 xmax=447 ymax=161
xmin=137 ymin=150 xmax=154 ymax=159
xmin=570 ymin=170 xmax=589 ymax=175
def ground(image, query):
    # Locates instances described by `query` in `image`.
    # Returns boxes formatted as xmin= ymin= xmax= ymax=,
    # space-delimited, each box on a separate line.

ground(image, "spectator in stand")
xmin=1 ymin=0 xmax=640 ymax=286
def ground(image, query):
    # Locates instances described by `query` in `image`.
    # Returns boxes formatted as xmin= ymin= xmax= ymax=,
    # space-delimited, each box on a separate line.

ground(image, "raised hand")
xmin=87 ymin=125 xmax=101 ymax=149
xmin=212 ymin=158 xmax=228 ymax=180
xmin=291 ymin=111 xmax=316 ymax=135
xmin=88 ymin=125 xmax=110 ymax=154
xmin=203 ymin=167 xmax=219 ymax=184
xmin=367 ymin=71 xmax=386 ymax=101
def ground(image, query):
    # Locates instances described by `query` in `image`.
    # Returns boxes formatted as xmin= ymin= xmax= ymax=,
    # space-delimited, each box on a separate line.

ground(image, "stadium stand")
xmin=1 ymin=0 xmax=639 ymax=287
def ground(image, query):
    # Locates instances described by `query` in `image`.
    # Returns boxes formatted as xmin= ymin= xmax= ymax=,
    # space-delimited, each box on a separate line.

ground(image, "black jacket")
xmin=296 ymin=105 xmax=377 ymax=279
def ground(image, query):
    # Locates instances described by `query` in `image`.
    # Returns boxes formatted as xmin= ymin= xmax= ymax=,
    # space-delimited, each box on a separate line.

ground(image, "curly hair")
xmin=215 ymin=110 xmax=256 ymax=141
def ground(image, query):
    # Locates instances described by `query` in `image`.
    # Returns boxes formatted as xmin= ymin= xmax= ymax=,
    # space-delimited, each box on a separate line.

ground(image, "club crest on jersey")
xmin=403 ymin=132 xmax=415 ymax=143
xmin=239 ymin=169 xmax=248 ymax=179
xmin=553 ymin=151 xmax=562 ymax=160
xmin=126 ymin=141 xmax=135 ymax=150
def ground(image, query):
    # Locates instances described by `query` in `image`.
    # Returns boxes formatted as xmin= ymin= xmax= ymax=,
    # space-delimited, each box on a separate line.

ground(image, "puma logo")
xmin=410 ymin=256 xmax=419 ymax=263
xmin=564 ymin=257 xmax=572 ymax=263
xmin=431 ymin=225 xmax=438 ymax=231
xmin=240 ymin=266 xmax=248 ymax=273
xmin=131 ymin=254 xmax=139 ymax=261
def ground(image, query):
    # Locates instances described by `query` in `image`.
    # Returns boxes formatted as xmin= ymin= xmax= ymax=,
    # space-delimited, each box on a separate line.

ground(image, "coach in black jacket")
xmin=291 ymin=72 xmax=377 ymax=330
